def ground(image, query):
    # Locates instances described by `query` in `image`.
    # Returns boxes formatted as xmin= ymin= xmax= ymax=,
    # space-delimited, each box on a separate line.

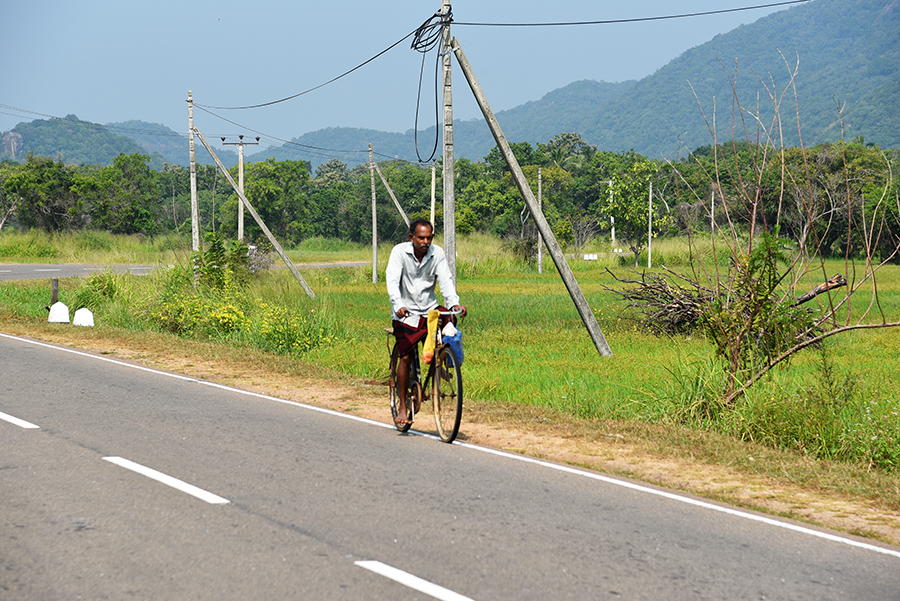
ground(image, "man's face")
xmin=410 ymin=224 xmax=434 ymax=258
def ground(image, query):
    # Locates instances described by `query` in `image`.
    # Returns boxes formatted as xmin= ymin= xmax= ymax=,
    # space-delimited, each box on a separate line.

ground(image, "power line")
xmin=195 ymin=28 xmax=419 ymax=111
xmin=452 ymin=1 xmax=812 ymax=27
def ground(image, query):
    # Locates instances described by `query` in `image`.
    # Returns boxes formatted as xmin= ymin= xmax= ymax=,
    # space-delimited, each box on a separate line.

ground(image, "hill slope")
xmin=264 ymin=0 xmax=899 ymax=166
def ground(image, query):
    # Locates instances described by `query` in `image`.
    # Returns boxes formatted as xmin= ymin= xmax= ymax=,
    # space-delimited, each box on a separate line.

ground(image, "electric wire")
xmin=452 ymin=0 xmax=811 ymax=27
xmin=410 ymin=9 xmax=451 ymax=163
xmin=195 ymin=28 xmax=419 ymax=111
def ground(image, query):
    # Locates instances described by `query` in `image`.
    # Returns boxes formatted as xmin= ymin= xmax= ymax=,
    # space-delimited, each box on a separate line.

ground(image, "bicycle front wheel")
xmin=432 ymin=345 xmax=463 ymax=443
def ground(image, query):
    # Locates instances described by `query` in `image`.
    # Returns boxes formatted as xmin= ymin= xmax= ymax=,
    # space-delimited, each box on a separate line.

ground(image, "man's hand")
xmin=451 ymin=304 xmax=467 ymax=318
xmin=396 ymin=307 xmax=409 ymax=319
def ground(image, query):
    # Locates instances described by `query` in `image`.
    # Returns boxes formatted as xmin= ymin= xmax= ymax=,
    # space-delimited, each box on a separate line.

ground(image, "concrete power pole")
xmin=222 ymin=135 xmax=259 ymax=241
xmin=369 ymin=143 xmax=378 ymax=284
xmin=430 ymin=161 xmax=436 ymax=225
xmin=537 ymin=167 xmax=543 ymax=274
xmin=187 ymin=91 xmax=199 ymax=252
xmin=441 ymin=0 xmax=456 ymax=281
xmin=647 ymin=181 xmax=653 ymax=269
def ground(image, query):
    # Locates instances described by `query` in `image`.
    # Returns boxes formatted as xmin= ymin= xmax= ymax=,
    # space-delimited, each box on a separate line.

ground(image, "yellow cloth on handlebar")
xmin=422 ymin=309 xmax=440 ymax=364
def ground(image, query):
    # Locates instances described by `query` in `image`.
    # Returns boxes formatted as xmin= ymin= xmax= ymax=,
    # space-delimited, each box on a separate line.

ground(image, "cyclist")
xmin=386 ymin=218 xmax=466 ymax=425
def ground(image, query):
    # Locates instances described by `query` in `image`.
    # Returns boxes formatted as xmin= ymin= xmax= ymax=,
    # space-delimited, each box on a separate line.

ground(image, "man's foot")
xmin=395 ymin=402 xmax=412 ymax=425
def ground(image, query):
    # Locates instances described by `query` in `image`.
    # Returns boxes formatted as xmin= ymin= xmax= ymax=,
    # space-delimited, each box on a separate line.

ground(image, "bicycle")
xmin=386 ymin=309 xmax=464 ymax=443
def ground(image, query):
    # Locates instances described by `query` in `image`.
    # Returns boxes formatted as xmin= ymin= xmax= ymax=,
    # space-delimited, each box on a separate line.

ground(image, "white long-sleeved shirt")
xmin=386 ymin=242 xmax=459 ymax=326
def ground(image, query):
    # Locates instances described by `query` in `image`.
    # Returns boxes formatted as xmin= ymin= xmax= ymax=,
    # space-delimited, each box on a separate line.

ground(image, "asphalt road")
xmin=1 ymin=332 xmax=898 ymax=600
xmin=0 ymin=264 xmax=155 ymax=281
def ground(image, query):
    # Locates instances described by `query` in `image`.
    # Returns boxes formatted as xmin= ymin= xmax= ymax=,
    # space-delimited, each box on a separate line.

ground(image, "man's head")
xmin=408 ymin=218 xmax=434 ymax=259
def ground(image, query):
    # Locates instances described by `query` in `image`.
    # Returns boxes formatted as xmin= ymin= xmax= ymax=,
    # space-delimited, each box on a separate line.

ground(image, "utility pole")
xmin=187 ymin=91 xmax=199 ymax=252
xmin=440 ymin=0 xmax=456 ymax=281
xmin=537 ymin=167 xmax=543 ymax=274
xmin=647 ymin=181 xmax=653 ymax=269
xmin=369 ymin=143 xmax=378 ymax=284
xmin=606 ymin=180 xmax=615 ymax=245
xmin=221 ymin=135 xmax=259 ymax=241
xmin=451 ymin=37 xmax=612 ymax=356
xmin=430 ymin=161 xmax=436 ymax=225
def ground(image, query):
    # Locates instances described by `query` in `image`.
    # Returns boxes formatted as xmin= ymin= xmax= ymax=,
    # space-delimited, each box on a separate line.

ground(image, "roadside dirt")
xmin=5 ymin=322 xmax=900 ymax=549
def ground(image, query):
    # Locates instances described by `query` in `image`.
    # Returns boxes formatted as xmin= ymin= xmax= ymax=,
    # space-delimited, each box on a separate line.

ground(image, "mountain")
xmin=258 ymin=0 xmax=899 ymax=166
xmin=583 ymin=0 xmax=900 ymax=157
xmin=104 ymin=120 xmax=239 ymax=169
xmin=0 ymin=117 xmax=238 ymax=169
xmin=0 ymin=115 xmax=152 ymax=166
xmin=252 ymin=80 xmax=636 ymax=170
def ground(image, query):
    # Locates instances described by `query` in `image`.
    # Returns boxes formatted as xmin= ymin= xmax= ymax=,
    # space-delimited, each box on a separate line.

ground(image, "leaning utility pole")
xmin=187 ymin=91 xmax=199 ymax=252
xmin=451 ymin=38 xmax=612 ymax=356
xmin=369 ymin=144 xmax=378 ymax=284
xmin=194 ymin=128 xmax=316 ymax=299
xmin=221 ymin=135 xmax=259 ymax=241
xmin=440 ymin=0 xmax=456 ymax=281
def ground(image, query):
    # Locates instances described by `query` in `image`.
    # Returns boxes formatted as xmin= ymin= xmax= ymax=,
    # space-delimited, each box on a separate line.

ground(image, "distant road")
xmin=0 ymin=262 xmax=367 ymax=281
xmin=0 ymin=264 xmax=155 ymax=281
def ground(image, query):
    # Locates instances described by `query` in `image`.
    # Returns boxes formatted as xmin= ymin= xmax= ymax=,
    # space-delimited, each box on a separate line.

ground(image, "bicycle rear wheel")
xmin=432 ymin=345 xmax=463 ymax=443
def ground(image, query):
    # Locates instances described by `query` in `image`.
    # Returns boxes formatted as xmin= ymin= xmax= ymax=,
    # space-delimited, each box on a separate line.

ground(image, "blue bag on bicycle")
xmin=442 ymin=322 xmax=464 ymax=366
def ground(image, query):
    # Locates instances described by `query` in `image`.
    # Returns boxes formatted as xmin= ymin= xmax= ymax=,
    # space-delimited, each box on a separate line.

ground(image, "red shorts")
xmin=392 ymin=306 xmax=453 ymax=358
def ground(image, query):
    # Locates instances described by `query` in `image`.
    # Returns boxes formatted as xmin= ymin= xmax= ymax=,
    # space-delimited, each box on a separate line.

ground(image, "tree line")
xmin=1 ymin=133 xmax=897 ymax=263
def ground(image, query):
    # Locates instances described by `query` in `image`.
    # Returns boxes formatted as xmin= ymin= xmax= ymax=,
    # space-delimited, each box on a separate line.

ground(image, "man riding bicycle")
xmin=386 ymin=218 xmax=466 ymax=426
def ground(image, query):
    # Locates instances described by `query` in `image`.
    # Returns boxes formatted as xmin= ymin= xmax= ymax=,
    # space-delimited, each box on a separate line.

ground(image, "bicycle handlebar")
xmin=403 ymin=308 xmax=464 ymax=317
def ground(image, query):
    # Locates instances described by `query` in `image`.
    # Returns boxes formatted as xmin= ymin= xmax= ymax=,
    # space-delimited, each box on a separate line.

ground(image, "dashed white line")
xmin=0 ymin=410 xmax=40 ymax=429
xmin=355 ymin=561 xmax=476 ymax=601
xmin=33 ymin=268 xmax=62 ymax=272
xmin=103 ymin=456 xmax=230 ymax=505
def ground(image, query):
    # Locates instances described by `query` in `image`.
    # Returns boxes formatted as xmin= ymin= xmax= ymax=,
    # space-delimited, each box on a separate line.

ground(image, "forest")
xmin=1 ymin=132 xmax=898 ymax=268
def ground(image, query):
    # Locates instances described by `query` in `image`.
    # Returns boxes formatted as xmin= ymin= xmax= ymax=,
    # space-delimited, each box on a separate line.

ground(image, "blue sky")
xmin=2 ymin=1 xmax=796 ymax=151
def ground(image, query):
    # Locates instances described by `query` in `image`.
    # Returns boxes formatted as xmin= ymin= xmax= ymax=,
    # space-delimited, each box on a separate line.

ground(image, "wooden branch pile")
xmin=604 ymin=269 xmax=848 ymax=337
xmin=602 ymin=269 xmax=715 ymax=335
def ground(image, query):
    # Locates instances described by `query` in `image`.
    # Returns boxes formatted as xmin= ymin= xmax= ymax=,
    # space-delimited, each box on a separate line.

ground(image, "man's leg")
xmin=395 ymin=352 xmax=412 ymax=422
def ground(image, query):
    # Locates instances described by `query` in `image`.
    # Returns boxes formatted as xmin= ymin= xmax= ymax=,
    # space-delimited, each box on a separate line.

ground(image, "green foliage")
xmin=700 ymin=231 xmax=813 ymax=397
xmin=147 ymin=264 xmax=338 ymax=357
xmin=4 ymin=155 xmax=86 ymax=232
xmin=83 ymin=153 xmax=160 ymax=235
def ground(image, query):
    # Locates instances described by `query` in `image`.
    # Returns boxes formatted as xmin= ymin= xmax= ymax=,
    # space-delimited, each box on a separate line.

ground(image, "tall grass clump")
xmin=0 ymin=230 xmax=60 ymax=260
xmin=140 ymin=236 xmax=342 ymax=358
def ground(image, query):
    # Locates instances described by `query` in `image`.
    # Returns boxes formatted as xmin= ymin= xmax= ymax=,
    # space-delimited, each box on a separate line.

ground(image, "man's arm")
xmin=385 ymin=245 xmax=405 ymax=317
xmin=433 ymin=247 xmax=460 ymax=310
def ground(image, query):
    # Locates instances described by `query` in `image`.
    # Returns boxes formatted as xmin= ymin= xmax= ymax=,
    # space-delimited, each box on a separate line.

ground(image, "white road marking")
xmin=103 ymin=456 xmax=229 ymax=505
xmin=33 ymin=268 xmax=62 ymax=272
xmin=3 ymin=332 xmax=899 ymax=559
xmin=355 ymin=561 xmax=476 ymax=601
xmin=0 ymin=410 xmax=40 ymax=429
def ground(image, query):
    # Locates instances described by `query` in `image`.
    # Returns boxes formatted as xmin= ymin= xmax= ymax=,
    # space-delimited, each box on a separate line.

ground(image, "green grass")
xmin=2 ymin=231 xmax=900 ymax=472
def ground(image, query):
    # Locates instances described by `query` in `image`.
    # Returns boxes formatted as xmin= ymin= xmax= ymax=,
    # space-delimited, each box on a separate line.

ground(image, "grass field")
xmin=2 ymin=229 xmax=900 ymax=475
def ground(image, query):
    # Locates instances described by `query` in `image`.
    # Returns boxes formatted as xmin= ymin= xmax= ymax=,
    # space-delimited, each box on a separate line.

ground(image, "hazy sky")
xmin=2 ymin=1 xmax=796 ymax=153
